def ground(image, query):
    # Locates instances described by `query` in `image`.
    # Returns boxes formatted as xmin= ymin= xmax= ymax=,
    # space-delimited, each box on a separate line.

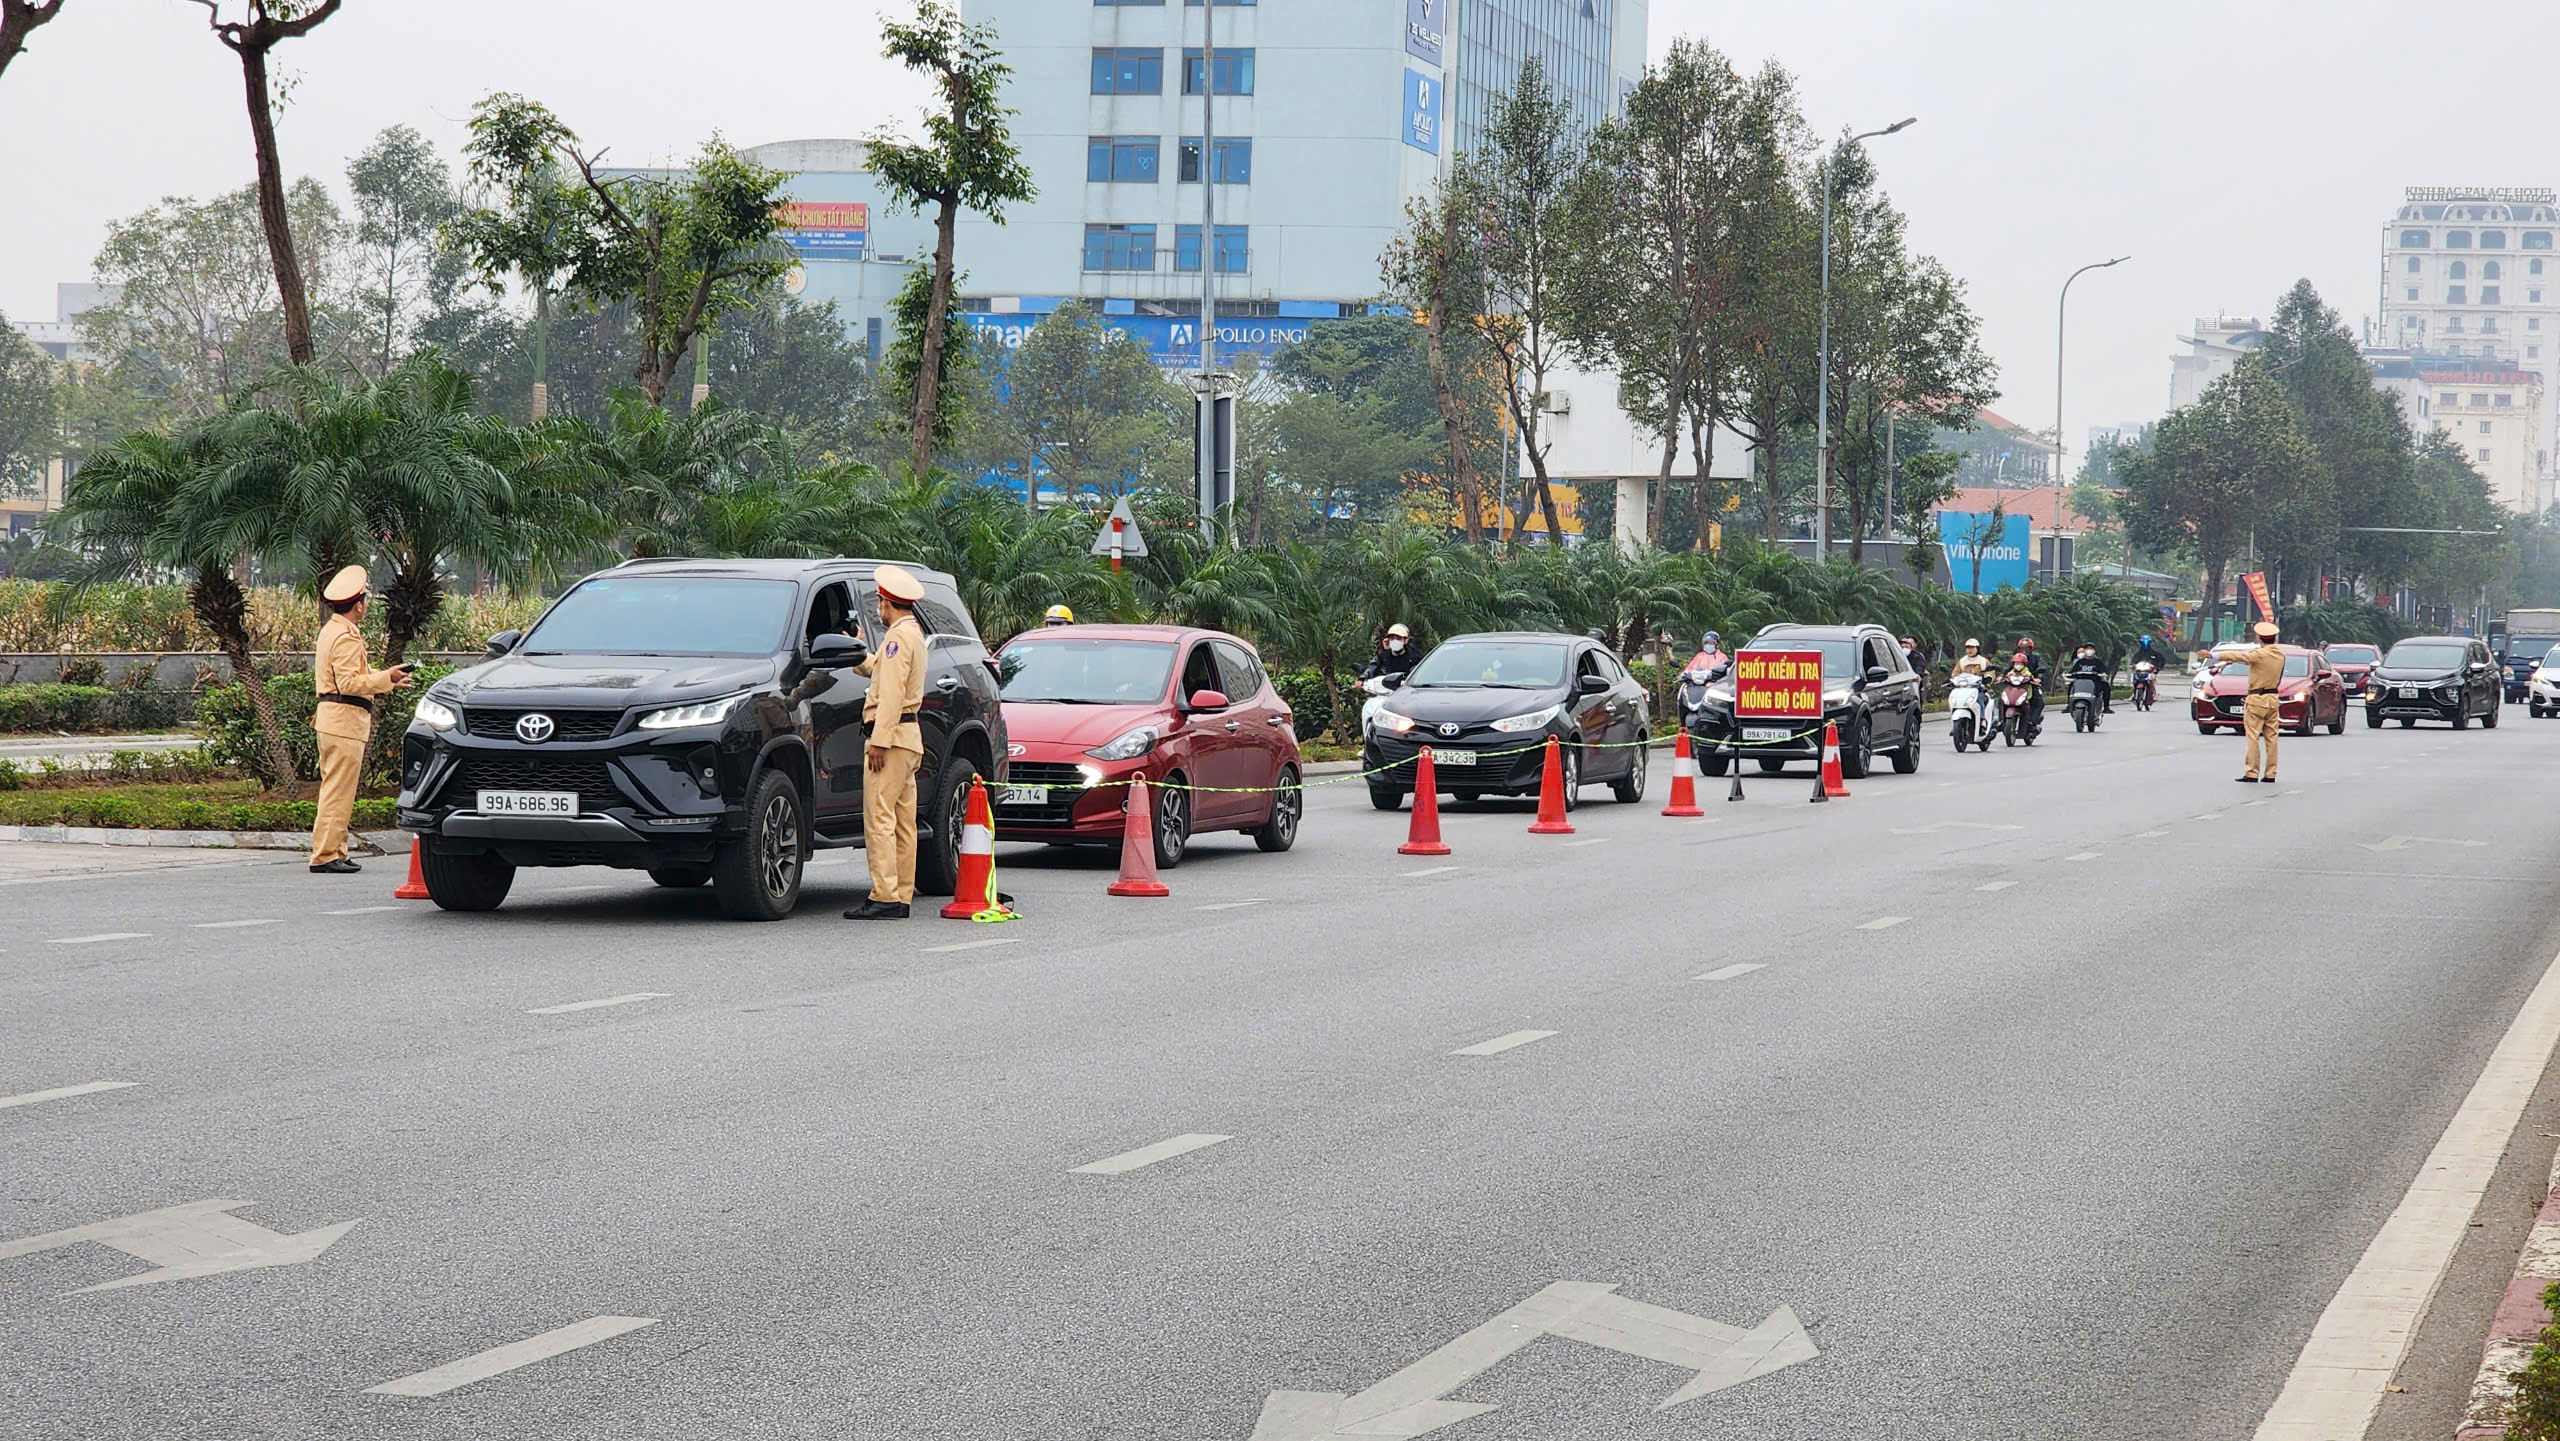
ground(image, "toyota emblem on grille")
xmin=515 ymin=713 xmax=556 ymax=743
xmin=1439 ymin=723 xmax=1460 ymax=737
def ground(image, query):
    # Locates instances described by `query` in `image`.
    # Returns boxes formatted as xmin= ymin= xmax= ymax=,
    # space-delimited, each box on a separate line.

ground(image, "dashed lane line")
xmin=47 ymin=932 xmax=148 ymax=945
xmin=1856 ymin=915 xmax=1909 ymax=931
xmin=1401 ymin=865 xmax=1463 ymax=878
xmin=1975 ymin=881 xmax=2017 ymax=893
xmin=1562 ymin=838 xmax=1611 ymax=848
xmin=1070 ymin=1133 xmax=1232 ymax=1175
xmin=191 ymin=918 xmax=278 ymax=930
xmin=1696 ymin=964 xmax=1766 ymax=982
xmin=0 ymin=1080 xmax=138 ymax=1112
xmin=525 ymin=992 xmax=672 ymax=1016
xmin=1451 ymin=1029 xmax=1558 ymax=1056
xmin=2136 ymin=830 xmax=2168 ymax=838
xmin=2064 ymin=852 xmax=2100 ymax=863
xmin=365 ymin=1316 xmax=660 ymax=1398
xmin=322 ymin=906 xmax=405 ymax=916
xmin=922 ymin=937 xmax=1019 ymax=954
xmin=1194 ymin=900 xmax=1265 ymax=911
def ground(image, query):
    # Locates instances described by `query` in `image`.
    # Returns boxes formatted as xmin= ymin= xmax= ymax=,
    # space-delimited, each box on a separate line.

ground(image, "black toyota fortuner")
xmin=398 ymin=558 xmax=1006 ymax=920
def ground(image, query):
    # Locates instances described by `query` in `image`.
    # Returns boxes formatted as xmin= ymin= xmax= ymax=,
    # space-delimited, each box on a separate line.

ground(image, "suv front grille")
xmin=452 ymin=757 xmax=626 ymax=811
xmin=464 ymin=708 xmax=622 ymax=742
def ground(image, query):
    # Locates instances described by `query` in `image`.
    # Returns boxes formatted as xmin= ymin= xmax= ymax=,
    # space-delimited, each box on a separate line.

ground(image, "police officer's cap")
xmin=874 ymin=565 xmax=925 ymax=604
xmin=321 ymin=565 xmax=369 ymax=603
xmin=2253 ymin=621 xmax=2279 ymax=639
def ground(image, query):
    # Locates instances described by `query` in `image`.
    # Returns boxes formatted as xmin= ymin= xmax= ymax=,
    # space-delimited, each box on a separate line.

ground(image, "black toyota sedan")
xmin=1360 ymin=632 xmax=1651 ymax=811
xmin=1685 ymin=622 xmax=1923 ymax=777
xmin=2364 ymin=634 xmax=2501 ymax=729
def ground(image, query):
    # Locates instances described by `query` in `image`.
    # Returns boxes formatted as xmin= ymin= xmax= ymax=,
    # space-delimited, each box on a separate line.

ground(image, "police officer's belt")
xmin=2248 ymin=688 xmax=2278 ymax=696
xmin=867 ymin=710 xmax=920 ymax=722
xmin=317 ymin=692 xmax=375 ymax=713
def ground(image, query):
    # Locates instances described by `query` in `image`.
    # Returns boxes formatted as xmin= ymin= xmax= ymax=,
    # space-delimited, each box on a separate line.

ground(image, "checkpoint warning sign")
xmin=1733 ymin=650 xmax=1824 ymax=720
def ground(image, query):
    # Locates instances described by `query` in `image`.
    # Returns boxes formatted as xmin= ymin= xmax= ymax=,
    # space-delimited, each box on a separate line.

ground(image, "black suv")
xmin=2364 ymin=634 xmax=2501 ymax=729
xmin=397 ymin=558 xmax=1007 ymax=920
xmin=1685 ymin=622 xmax=1923 ymax=777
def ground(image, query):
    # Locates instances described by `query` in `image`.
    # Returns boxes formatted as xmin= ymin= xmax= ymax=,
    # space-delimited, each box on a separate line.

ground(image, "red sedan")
xmin=993 ymin=624 xmax=1303 ymax=866
xmin=2191 ymin=645 xmax=2349 ymax=737
xmin=2322 ymin=643 xmax=2382 ymax=701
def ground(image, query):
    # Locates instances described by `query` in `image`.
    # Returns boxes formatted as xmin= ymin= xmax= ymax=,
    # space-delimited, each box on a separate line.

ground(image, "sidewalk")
xmin=0 ymin=733 xmax=204 ymax=768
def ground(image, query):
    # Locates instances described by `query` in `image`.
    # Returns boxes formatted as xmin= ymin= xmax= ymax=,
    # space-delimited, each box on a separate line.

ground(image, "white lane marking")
xmin=2063 ymin=852 xmax=2100 ymax=863
xmin=191 ymin=918 xmax=278 ymax=930
xmin=544 ymin=884 xmax=612 ymax=895
xmin=1070 ymin=1133 xmax=1232 ymax=1175
xmin=0 ymin=1080 xmax=138 ymax=1112
xmin=365 ymin=1316 xmax=659 ymax=1398
xmin=1975 ymin=881 xmax=2016 ymax=893
xmin=1562 ymin=838 xmax=1610 ymax=849
xmin=2253 ymin=942 xmax=2560 ymax=1439
xmin=323 ymin=906 xmax=404 ymax=916
xmin=2194 ymin=812 xmax=2224 ymax=822
xmin=2137 ymin=830 xmax=2168 ymax=838
xmin=1452 ymin=1029 xmax=1558 ymax=1056
xmin=1194 ymin=899 xmax=1265 ymax=911
xmin=525 ymin=992 xmax=671 ymax=1016
xmin=1402 ymin=866 xmax=1463 ymax=878
xmin=2243 ymin=799 xmax=2269 ymax=809
xmin=48 ymin=932 xmax=149 ymax=945
xmin=2319 ymin=779 xmax=2339 ymax=786
xmin=1696 ymin=964 xmax=1766 ymax=982
xmin=922 ymin=937 xmax=1018 ymax=954
xmin=1856 ymin=915 xmax=1908 ymax=931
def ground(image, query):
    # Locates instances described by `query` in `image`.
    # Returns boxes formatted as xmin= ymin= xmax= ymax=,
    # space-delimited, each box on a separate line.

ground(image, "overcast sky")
xmin=5 ymin=0 xmax=2556 ymax=455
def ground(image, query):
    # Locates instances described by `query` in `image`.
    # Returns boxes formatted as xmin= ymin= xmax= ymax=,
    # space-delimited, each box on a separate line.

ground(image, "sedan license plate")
xmin=1741 ymin=726 xmax=1789 ymax=741
xmin=996 ymin=786 xmax=1049 ymax=807
xmin=1430 ymin=749 xmax=1477 ymax=767
xmin=2399 ymin=686 xmax=2417 ymax=699
xmin=477 ymin=789 xmax=577 ymax=817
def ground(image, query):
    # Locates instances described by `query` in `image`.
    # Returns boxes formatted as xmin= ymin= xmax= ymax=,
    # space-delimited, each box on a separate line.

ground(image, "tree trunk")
xmin=1647 ymin=398 xmax=1679 ymax=551
xmin=1421 ymin=288 xmax=1481 ymax=545
xmin=237 ymin=44 xmax=316 ymax=367
xmin=1320 ymin=659 xmax=1345 ymax=745
xmin=1759 ymin=390 xmax=1783 ymax=542
xmin=193 ymin=564 xmax=304 ymax=798
xmin=1691 ymin=408 xmax=1717 ymax=553
xmin=909 ymin=195 xmax=960 ymax=478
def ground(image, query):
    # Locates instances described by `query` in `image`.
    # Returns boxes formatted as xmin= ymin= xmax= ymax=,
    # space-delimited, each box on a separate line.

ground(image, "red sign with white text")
xmin=1733 ymin=650 xmax=1823 ymax=720
xmin=2243 ymin=571 xmax=2275 ymax=624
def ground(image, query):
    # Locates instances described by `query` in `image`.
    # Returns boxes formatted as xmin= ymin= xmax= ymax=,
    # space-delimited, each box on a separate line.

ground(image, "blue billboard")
xmin=1405 ymin=0 xmax=1445 ymax=68
xmin=966 ymin=312 xmax=1317 ymax=369
xmin=1941 ymin=511 xmax=2030 ymax=593
xmin=1403 ymin=69 xmax=1443 ymax=155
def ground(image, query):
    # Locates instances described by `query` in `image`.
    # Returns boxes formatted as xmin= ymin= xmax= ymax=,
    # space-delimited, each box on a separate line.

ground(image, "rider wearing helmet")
xmin=1686 ymin=630 xmax=1729 ymax=678
xmin=2067 ymin=641 xmax=2112 ymax=713
xmin=1951 ymin=638 xmax=1992 ymax=678
xmin=1041 ymin=604 xmax=1075 ymax=628
xmin=2016 ymin=638 xmax=2047 ymax=728
xmin=1360 ymin=622 xmax=1419 ymax=686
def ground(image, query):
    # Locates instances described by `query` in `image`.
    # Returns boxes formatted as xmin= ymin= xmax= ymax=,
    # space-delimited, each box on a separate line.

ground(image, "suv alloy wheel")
xmin=914 ymin=756 xmax=979 ymax=897
xmin=420 ymin=840 xmax=514 ymax=912
xmin=712 ymin=768 xmax=806 ymax=921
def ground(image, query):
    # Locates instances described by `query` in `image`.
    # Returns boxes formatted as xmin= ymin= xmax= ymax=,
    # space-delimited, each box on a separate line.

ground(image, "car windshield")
xmin=2217 ymin=656 xmax=2312 ymax=678
xmin=522 ymin=576 xmax=795 ymax=656
xmin=1408 ymin=641 xmax=1568 ymax=688
xmin=1745 ymin=638 xmax=1860 ymax=684
xmin=2325 ymin=645 xmax=2380 ymax=665
xmin=2385 ymin=642 xmax=2467 ymax=668
xmin=997 ymin=639 xmax=1175 ymax=704
xmin=2508 ymin=635 xmax=2560 ymax=659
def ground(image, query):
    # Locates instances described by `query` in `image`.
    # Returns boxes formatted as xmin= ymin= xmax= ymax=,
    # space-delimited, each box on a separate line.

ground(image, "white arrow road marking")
xmin=0 ymin=1199 xmax=357 ymax=1294
xmin=1856 ymin=916 xmax=1908 ymax=931
xmin=1888 ymin=820 xmax=2023 ymax=836
xmin=2359 ymin=835 xmax=2489 ymax=853
xmin=48 ymin=932 xmax=149 ymax=945
xmin=1071 ymin=1133 xmax=1232 ymax=1175
xmin=1248 ymin=1281 xmax=1817 ymax=1439
xmin=0 ymin=1080 xmax=138 ymax=1112
xmin=1451 ymin=1029 xmax=1556 ymax=1056
xmin=1696 ymin=964 xmax=1765 ymax=982
xmin=525 ymin=993 xmax=671 ymax=1016
xmin=366 ymin=1315 xmax=659 ymax=1398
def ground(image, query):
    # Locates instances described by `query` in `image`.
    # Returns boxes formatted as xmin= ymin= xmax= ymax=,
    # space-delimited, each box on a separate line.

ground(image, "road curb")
xmin=0 ymin=824 xmax=411 ymax=855
xmin=2459 ymin=1150 xmax=2560 ymax=1437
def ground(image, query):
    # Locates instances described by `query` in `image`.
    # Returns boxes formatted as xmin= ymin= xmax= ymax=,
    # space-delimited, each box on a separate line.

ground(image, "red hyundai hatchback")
xmin=993 ymin=624 xmax=1303 ymax=866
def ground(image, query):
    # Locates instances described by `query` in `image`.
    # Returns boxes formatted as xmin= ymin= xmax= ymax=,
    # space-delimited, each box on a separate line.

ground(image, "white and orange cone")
xmin=1108 ymin=775 xmax=1172 ymax=898
xmin=1661 ymin=732 xmax=1703 ymax=817
xmin=1816 ymin=721 xmax=1850 ymax=801
xmin=941 ymin=777 xmax=1005 ymax=918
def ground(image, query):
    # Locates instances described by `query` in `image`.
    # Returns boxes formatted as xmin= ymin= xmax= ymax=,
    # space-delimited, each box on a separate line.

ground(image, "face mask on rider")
xmin=1387 ymin=639 xmax=1405 ymax=652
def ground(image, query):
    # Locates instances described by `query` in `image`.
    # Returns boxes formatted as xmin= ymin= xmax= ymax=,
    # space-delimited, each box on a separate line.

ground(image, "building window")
xmin=2449 ymin=230 xmax=2474 ymax=248
xmin=2486 ymin=289 xmax=2503 ymax=306
xmin=2497 ymin=395 xmax=2514 ymax=407
xmin=2402 ymin=229 xmax=2431 ymax=246
xmin=2452 ymin=260 xmax=2468 ymax=279
xmin=2531 ymin=233 xmax=2555 ymax=251
xmin=2407 ymin=256 xmax=2422 ymax=272
xmin=2482 ymin=420 xmax=2495 ymax=433
xmin=2480 ymin=447 xmax=2494 ymax=462
xmin=865 ymin=317 xmax=882 ymax=367
xmin=1091 ymin=48 xmax=1164 ymax=94
xmin=2534 ymin=347 xmax=2544 ymax=361
xmin=2536 ymin=291 xmax=2546 ymax=304
xmin=2407 ymin=287 xmax=2420 ymax=301
xmin=2473 ymin=393 xmax=2491 ymax=405
xmin=2441 ymin=392 xmax=2459 ymax=407
xmin=2533 ymin=318 xmax=2544 ymax=331
xmin=1174 ymin=224 xmax=1249 ymax=273
xmin=1095 ymin=0 xmax=1167 ymax=5
xmin=2486 ymin=261 xmax=2503 ymax=280
xmin=1178 ymin=136 xmax=1253 ymax=183
xmin=1082 ymin=223 xmax=1157 ymax=271
xmin=2449 ymin=285 xmax=2467 ymax=304
xmin=1086 ymin=136 xmax=1161 ymax=182
xmin=2485 ymin=315 xmax=2500 ymax=331
xmin=2447 ymin=317 xmax=2465 ymax=332
xmin=1181 ymin=48 xmax=1254 ymax=94
xmin=2484 ymin=230 xmax=2510 ymax=248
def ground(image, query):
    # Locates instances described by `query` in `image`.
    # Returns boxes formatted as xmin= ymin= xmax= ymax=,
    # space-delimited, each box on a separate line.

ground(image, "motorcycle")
xmin=2131 ymin=661 xmax=2157 ymax=711
xmin=2067 ymin=672 xmax=2105 ymax=733
xmin=2000 ymin=668 xmax=2041 ymax=746
xmin=1947 ymin=672 xmax=1994 ymax=752
xmin=1359 ymin=674 xmax=1400 ymax=737
xmin=1676 ymin=653 xmax=1730 ymax=727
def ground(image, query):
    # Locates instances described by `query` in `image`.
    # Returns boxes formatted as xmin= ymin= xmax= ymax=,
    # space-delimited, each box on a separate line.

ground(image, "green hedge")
xmin=1272 ymin=669 xmax=1336 ymax=742
xmin=199 ymin=664 xmax=457 ymax=790
xmin=4 ymin=792 xmax=396 ymax=831
xmin=0 ymin=682 xmax=196 ymax=734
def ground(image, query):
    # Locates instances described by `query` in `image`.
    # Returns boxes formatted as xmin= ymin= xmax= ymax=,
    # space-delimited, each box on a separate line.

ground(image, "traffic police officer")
xmin=846 ymin=565 xmax=929 ymax=920
xmin=2226 ymin=620 xmax=2286 ymax=783
xmin=307 ymin=565 xmax=412 ymax=874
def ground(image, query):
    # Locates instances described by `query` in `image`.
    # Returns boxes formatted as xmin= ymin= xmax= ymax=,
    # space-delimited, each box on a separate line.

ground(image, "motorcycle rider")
xmin=2015 ymin=638 xmax=2047 ymax=730
xmin=1041 ymin=605 xmax=1075 ymax=628
xmin=2068 ymin=643 xmax=2113 ymax=714
xmin=2004 ymin=650 xmax=2042 ymax=737
xmin=1361 ymin=623 xmax=1419 ymax=687
xmin=1685 ymin=630 xmax=1730 ymax=678
xmin=1951 ymin=638 xmax=1993 ymax=679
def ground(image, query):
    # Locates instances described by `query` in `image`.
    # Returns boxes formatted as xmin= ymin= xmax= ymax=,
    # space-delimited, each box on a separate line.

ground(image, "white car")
xmin=2529 ymin=645 xmax=2560 ymax=717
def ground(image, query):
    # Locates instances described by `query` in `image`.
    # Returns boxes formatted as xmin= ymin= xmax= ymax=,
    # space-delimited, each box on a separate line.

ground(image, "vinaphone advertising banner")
xmin=1941 ymin=511 xmax=2029 ymax=594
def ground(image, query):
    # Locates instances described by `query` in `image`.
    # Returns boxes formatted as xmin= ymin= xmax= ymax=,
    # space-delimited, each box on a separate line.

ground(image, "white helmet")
xmin=1385 ymin=622 xmax=1410 ymax=639
xmin=1963 ymin=637 xmax=1981 ymax=648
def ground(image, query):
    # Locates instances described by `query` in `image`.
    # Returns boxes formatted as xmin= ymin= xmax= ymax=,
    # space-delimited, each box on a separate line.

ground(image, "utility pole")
xmin=1815 ymin=117 xmax=1915 ymax=560
xmin=2054 ymin=255 xmax=2128 ymax=580
xmin=1192 ymin=0 xmax=1232 ymax=546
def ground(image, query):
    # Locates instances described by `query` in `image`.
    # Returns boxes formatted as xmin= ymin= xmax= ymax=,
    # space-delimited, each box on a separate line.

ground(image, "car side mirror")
xmin=1864 ymin=665 xmax=1890 ymax=684
xmin=1578 ymin=673 xmax=1611 ymax=695
xmin=485 ymin=629 xmax=520 ymax=658
xmin=1382 ymin=673 xmax=1406 ymax=690
xmin=1186 ymin=688 xmax=1231 ymax=712
xmin=810 ymin=633 xmax=867 ymax=667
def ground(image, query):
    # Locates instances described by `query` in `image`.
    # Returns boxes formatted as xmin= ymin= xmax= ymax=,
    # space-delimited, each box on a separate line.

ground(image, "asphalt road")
xmin=6 ymin=698 xmax=2560 ymax=1440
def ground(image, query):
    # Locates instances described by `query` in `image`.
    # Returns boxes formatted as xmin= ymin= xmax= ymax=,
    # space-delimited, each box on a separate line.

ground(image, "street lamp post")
xmin=1815 ymin=117 xmax=1915 ymax=561
xmin=2053 ymin=255 xmax=2129 ymax=580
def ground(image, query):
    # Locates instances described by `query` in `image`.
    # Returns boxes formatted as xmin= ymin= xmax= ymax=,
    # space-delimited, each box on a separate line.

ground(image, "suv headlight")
xmin=1375 ymin=709 xmax=1418 ymax=735
xmin=635 ymin=693 xmax=747 ymax=731
xmin=412 ymin=696 xmax=460 ymax=731
xmin=1086 ymin=725 xmax=1159 ymax=761
xmin=1488 ymin=703 xmax=1561 ymax=733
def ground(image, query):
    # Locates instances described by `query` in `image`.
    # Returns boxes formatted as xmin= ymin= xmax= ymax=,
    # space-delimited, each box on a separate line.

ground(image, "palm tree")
xmin=1261 ymin=539 xmax=1367 ymax=742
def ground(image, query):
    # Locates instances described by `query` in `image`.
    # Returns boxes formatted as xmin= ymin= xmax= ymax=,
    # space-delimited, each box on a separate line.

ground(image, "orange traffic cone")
xmin=941 ymin=777 xmax=1003 ymax=918
xmin=393 ymin=839 xmax=430 ymax=900
xmin=1661 ymin=732 xmax=1704 ymax=817
xmin=1527 ymin=735 xmax=1575 ymax=835
xmin=1399 ymin=747 xmax=1452 ymax=856
xmin=1107 ymin=774 xmax=1172 ymax=897
xmin=1816 ymin=721 xmax=1850 ymax=801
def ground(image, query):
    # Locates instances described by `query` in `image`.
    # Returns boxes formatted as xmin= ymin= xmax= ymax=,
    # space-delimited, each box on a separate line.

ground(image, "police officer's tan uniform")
xmin=849 ymin=565 xmax=929 ymax=918
xmin=2226 ymin=620 xmax=2286 ymax=783
xmin=308 ymin=566 xmax=411 ymax=872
